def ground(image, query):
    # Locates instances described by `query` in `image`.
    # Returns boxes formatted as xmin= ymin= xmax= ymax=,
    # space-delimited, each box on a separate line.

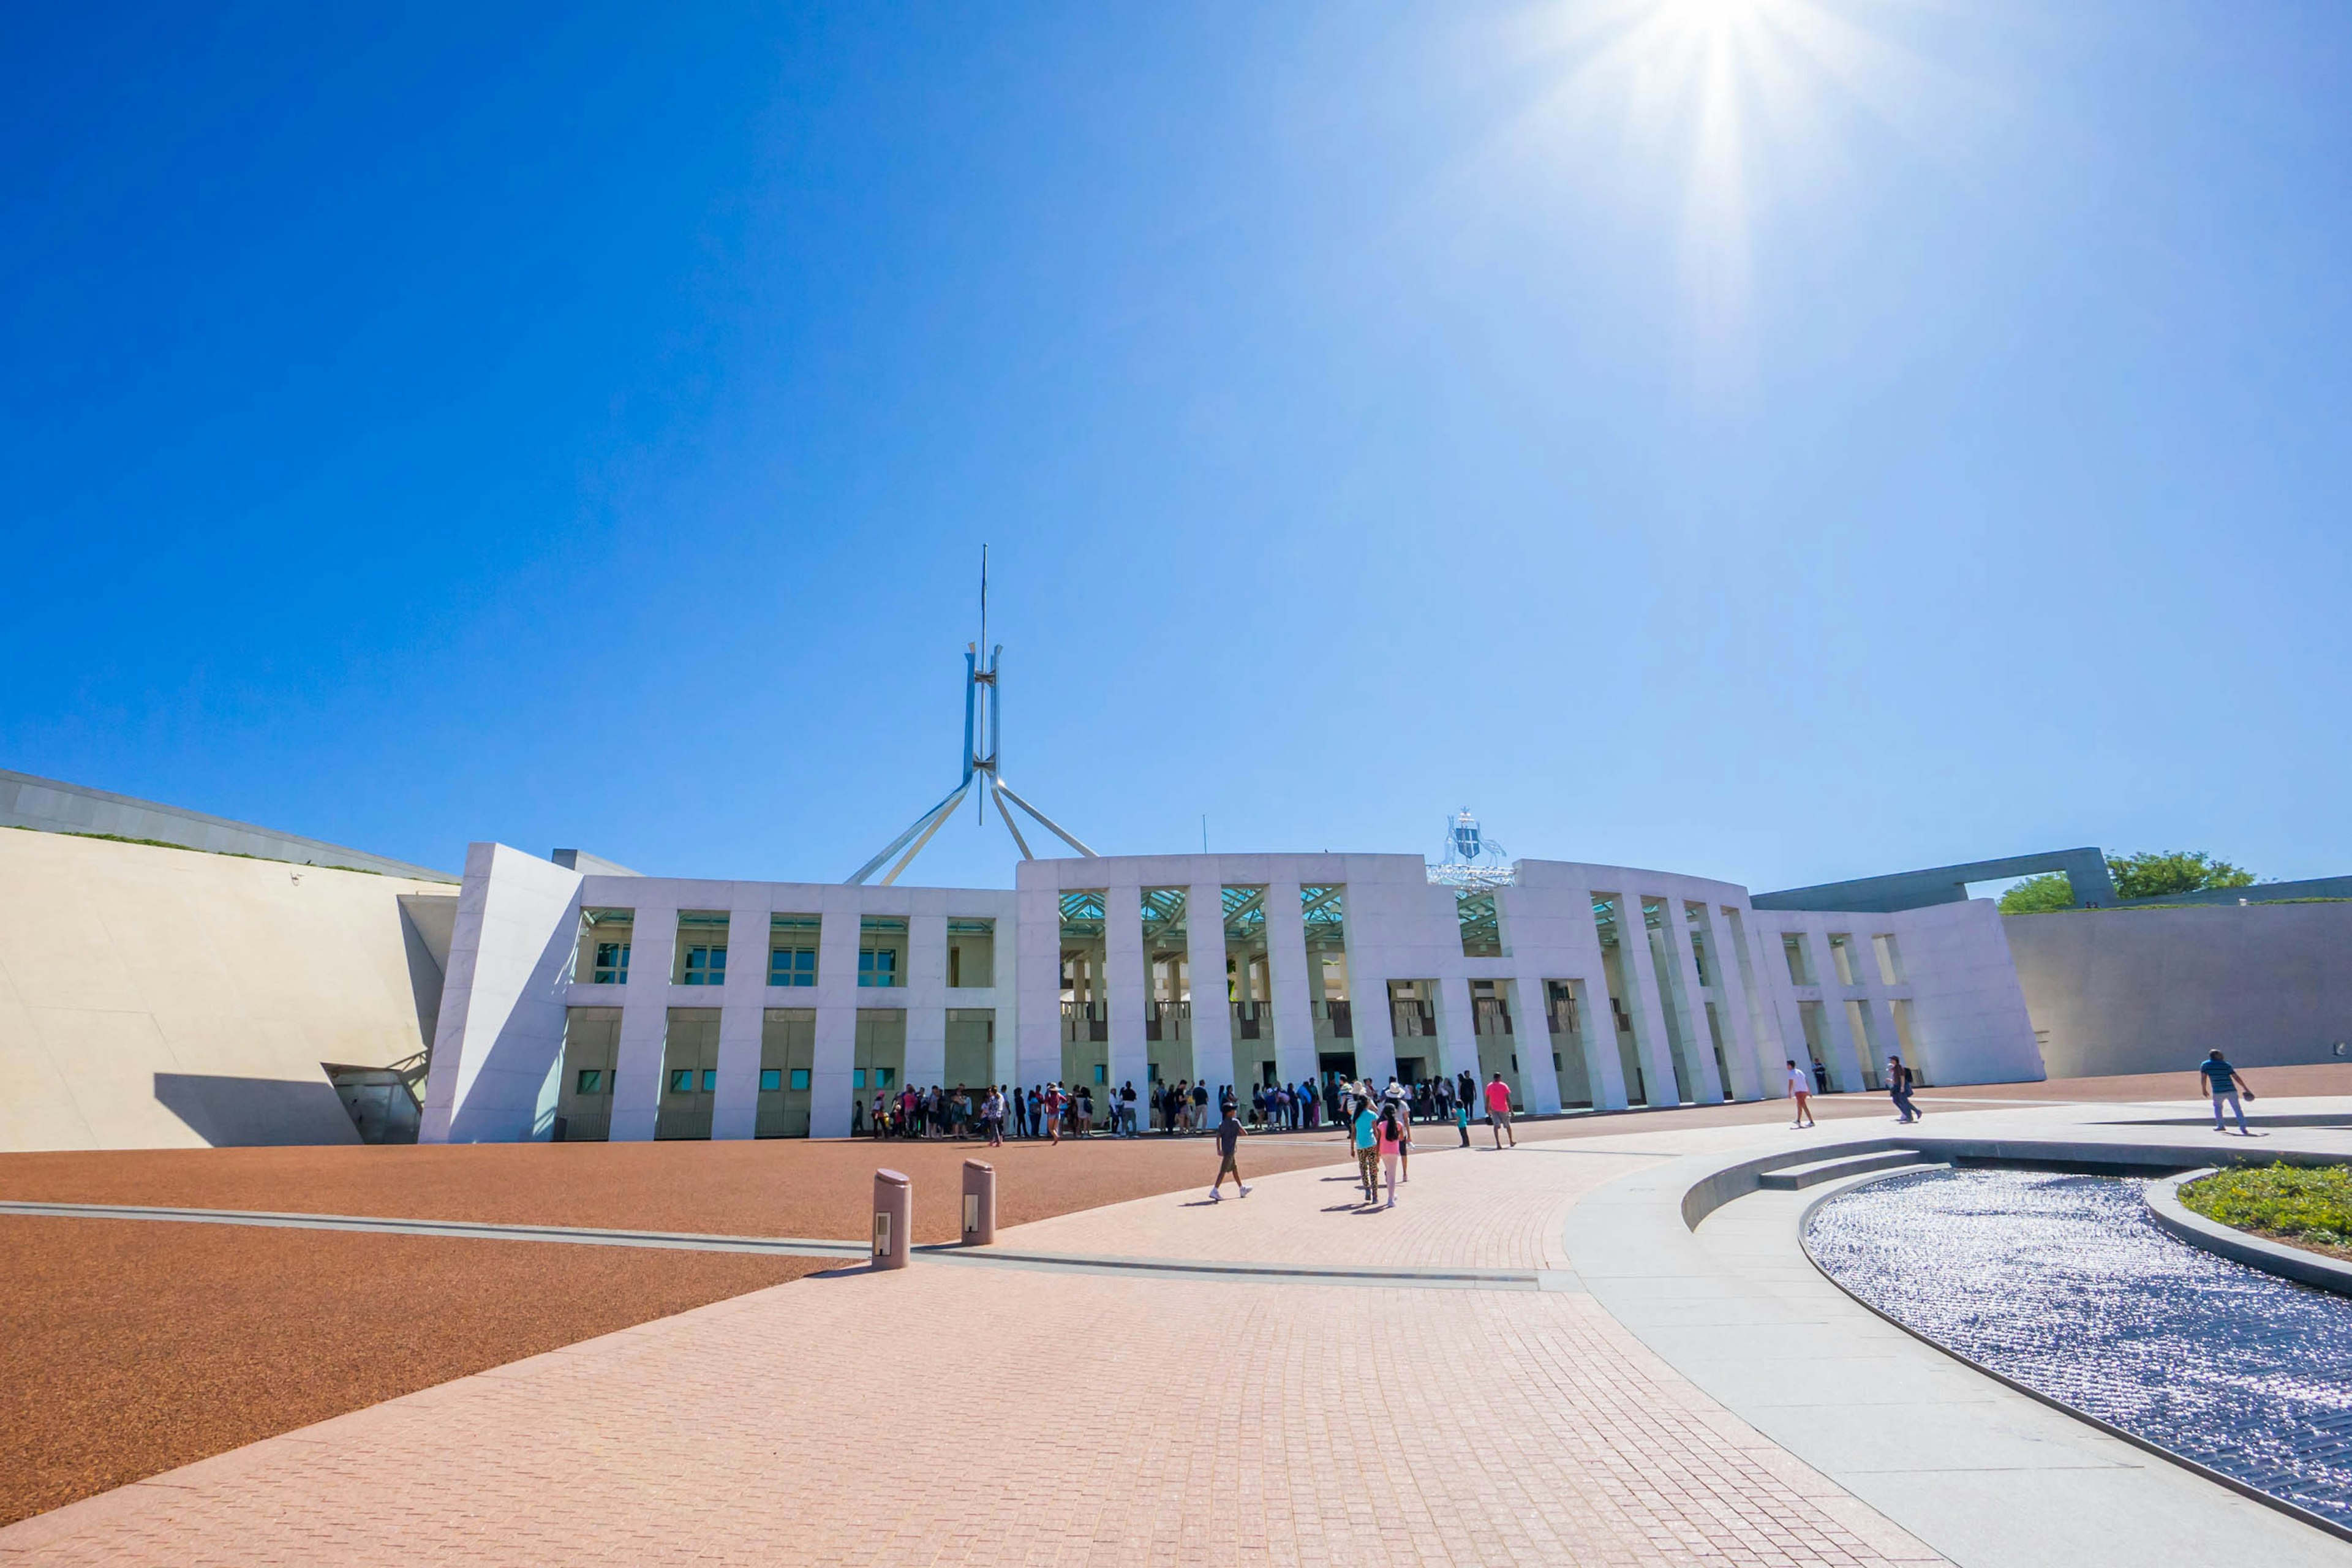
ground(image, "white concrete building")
xmin=421 ymin=845 xmax=2043 ymax=1142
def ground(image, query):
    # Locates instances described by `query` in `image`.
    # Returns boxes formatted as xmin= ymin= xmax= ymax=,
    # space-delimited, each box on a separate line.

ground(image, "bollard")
xmin=962 ymin=1159 xmax=997 ymax=1245
xmin=872 ymin=1168 xmax=911 ymax=1270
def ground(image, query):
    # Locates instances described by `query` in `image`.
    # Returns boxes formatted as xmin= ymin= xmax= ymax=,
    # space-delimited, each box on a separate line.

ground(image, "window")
xmin=1782 ymin=933 xmax=1813 ymax=986
xmin=759 ymin=1068 xmax=782 ymax=1091
xmin=853 ymin=1068 xmax=866 ymax=1088
xmin=860 ymin=916 xmax=907 ymax=987
xmin=591 ymin=942 xmax=630 ymax=984
xmin=682 ymin=946 xmax=726 ymax=986
xmin=1092 ymin=1064 xmax=1108 ymax=1085
xmin=1828 ymin=934 xmax=1858 ymax=987
xmin=669 ymin=1069 xmax=694 ymax=1093
xmin=1457 ymin=891 xmax=1502 ymax=957
xmin=788 ymin=1068 xmax=811 ymax=1091
xmin=699 ymin=1069 xmax=717 ymax=1092
xmin=575 ymin=1069 xmax=603 ymax=1093
xmin=875 ymin=1066 xmax=897 ymax=1088
xmin=1872 ymin=933 xmax=1904 ymax=984
xmin=770 ymin=947 xmax=816 ymax=986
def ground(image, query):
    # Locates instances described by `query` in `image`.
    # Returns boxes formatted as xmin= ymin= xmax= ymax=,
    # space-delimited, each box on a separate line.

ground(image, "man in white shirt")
xmin=1785 ymin=1059 xmax=1816 ymax=1129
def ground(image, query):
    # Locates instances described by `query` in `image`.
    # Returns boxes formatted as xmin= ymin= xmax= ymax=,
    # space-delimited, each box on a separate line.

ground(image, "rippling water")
xmin=1805 ymin=1166 xmax=2352 ymax=1529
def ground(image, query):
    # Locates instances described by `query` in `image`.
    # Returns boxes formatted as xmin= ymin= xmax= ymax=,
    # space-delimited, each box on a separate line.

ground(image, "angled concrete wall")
xmin=2006 ymin=903 xmax=2352 ymax=1079
xmin=419 ymin=845 xmax=583 ymax=1143
xmin=0 ymin=767 xmax=453 ymax=882
xmin=0 ymin=829 xmax=456 ymax=1150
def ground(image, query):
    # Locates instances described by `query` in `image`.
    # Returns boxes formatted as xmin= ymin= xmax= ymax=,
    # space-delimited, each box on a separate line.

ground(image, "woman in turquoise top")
xmin=1352 ymin=1097 xmax=1380 ymax=1202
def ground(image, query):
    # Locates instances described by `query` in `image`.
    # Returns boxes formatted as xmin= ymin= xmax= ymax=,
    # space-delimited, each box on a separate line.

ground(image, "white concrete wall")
xmin=2007 ymin=903 xmax=2352 ymax=1079
xmin=420 ymin=844 xmax=583 ymax=1143
xmin=0 ymin=828 xmax=453 ymax=1150
xmin=417 ymin=846 xmax=2050 ymax=1140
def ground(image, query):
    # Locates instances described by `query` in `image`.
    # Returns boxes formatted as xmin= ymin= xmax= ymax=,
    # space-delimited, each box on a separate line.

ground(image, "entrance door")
xmin=758 ymin=1009 xmax=815 ymax=1137
xmin=854 ymin=1010 xmax=907 ymax=1127
xmin=557 ymin=1008 xmax=621 ymax=1141
xmin=658 ymin=1009 xmax=720 ymax=1139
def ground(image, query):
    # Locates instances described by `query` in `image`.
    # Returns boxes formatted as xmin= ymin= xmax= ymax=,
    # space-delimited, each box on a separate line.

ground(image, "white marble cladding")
xmin=421 ymin=845 xmax=2045 ymax=1143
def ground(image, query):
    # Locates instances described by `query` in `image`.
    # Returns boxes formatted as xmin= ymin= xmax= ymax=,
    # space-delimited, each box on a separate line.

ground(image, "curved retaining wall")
xmin=2144 ymin=1169 xmax=2352 ymax=1297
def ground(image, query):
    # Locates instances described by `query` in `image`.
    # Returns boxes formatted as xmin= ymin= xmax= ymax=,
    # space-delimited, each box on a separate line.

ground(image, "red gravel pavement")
xmin=7 ymin=1067 xmax=2332 ymax=1529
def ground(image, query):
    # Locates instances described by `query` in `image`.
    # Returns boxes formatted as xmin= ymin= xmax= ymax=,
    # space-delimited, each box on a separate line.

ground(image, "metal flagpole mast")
xmin=845 ymin=548 xmax=1098 ymax=884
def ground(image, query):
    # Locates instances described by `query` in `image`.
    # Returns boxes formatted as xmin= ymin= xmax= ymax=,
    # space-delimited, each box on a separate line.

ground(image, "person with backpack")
xmin=1378 ymin=1096 xmax=1407 ymax=1205
xmin=1886 ymin=1057 xmax=1922 ymax=1124
xmin=1351 ymin=1095 xmax=1381 ymax=1203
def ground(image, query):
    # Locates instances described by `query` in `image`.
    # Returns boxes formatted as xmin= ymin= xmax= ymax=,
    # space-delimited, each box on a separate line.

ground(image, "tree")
xmin=1999 ymin=873 xmax=2078 ymax=914
xmin=2107 ymin=850 xmax=2256 ymax=901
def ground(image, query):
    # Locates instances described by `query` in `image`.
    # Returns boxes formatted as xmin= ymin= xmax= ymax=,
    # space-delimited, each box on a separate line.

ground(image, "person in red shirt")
xmin=1483 ymin=1072 xmax=1516 ymax=1148
xmin=1044 ymin=1082 xmax=1066 ymax=1145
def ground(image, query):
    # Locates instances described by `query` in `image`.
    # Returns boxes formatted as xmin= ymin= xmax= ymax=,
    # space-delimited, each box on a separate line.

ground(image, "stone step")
xmin=1757 ymin=1149 xmax=1937 ymax=1191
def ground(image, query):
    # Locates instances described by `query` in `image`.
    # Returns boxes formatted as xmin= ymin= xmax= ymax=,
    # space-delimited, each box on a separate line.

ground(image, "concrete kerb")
xmin=1795 ymin=1167 xmax=2352 ymax=1549
xmin=0 ymin=1199 xmax=1552 ymax=1291
xmin=2144 ymin=1169 xmax=2352 ymax=1297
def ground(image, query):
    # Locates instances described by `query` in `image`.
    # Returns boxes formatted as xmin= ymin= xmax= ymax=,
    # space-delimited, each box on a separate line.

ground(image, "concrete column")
xmin=1753 ymin=924 xmax=1807 ymax=1096
xmin=709 ymin=902 xmax=771 ymax=1140
xmin=1186 ymin=879 xmax=1232 ymax=1102
xmin=1263 ymin=878 xmax=1320 ymax=1088
xmin=1014 ymin=880 xmax=1063 ymax=1088
xmin=902 ymin=913 xmax=948 ymax=1093
xmin=1509 ymin=974 xmax=1566 ymax=1114
xmin=808 ymin=907 xmax=863 ymax=1137
xmin=1434 ymin=975 xmax=1479 ymax=1082
xmin=1614 ymin=895 xmax=1686 ymax=1106
xmin=1559 ymin=883 xmax=1631 ymax=1112
xmin=1104 ymin=884 xmax=1149 ymax=1110
xmin=610 ymin=902 xmax=678 ymax=1142
xmin=1698 ymin=903 xmax=1764 ymax=1101
xmin=1658 ymin=903 xmax=1726 ymax=1104
xmin=1804 ymin=929 xmax=1869 ymax=1091
xmin=1855 ymin=994 xmax=1901 ymax=1082
xmin=1351 ymin=962 xmax=1399 ymax=1090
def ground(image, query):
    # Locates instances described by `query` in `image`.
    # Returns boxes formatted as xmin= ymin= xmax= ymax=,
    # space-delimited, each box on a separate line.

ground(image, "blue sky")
xmin=4 ymin=1 xmax=2346 ymax=890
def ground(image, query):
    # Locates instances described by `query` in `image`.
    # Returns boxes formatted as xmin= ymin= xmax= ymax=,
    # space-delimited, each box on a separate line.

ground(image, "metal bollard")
xmin=872 ymin=1167 xmax=911 ymax=1270
xmin=962 ymin=1159 xmax=997 ymax=1245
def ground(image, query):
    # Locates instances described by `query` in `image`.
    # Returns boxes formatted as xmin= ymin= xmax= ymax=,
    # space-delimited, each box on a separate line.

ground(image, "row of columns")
xmin=1022 ymin=879 xmax=1805 ymax=1116
xmin=594 ymin=902 xmax=1014 ymax=1141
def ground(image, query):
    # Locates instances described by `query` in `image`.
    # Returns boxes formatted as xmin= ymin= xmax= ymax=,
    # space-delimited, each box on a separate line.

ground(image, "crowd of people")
xmin=857 ymin=1068 xmax=1516 ymax=1147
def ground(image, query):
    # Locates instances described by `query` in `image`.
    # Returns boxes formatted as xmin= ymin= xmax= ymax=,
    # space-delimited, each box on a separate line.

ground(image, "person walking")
xmin=1453 ymin=1090 xmax=1471 ymax=1147
xmin=1120 ymin=1080 xmax=1139 ymax=1137
xmin=1483 ymin=1072 xmax=1516 ymax=1148
xmin=1887 ymin=1057 xmax=1922 ymax=1124
xmin=1386 ymin=1085 xmax=1413 ymax=1185
xmin=1208 ymin=1103 xmax=1251 ymax=1200
xmin=1785 ymin=1060 xmax=1816 ymax=1129
xmin=1351 ymin=1095 xmax=1381 ymax=1203
xmin=1378 ymin=1098 xmax=1406 ymax=1208
xmin=2200 ymin=1050 xmax=2257 ymax=1134
xmin=1044 ymin=1082 xmax=1066 ymax=1145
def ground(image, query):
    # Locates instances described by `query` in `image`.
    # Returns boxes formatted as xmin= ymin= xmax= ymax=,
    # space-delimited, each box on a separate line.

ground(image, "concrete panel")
xmin=2008 ymin=903 xmax=2352 ymax=1078
xmin=0 ymin=828 xmax=452 ymax=1150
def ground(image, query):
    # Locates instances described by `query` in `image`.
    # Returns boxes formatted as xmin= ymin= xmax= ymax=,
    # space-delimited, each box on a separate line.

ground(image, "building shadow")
xmin=153 ymin=1072 xmax=361 ymax=1147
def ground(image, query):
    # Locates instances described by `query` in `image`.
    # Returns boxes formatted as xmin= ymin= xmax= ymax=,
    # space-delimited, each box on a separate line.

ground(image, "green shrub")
xmin=2180 ymin=1164 xmax=2352 ymax=1248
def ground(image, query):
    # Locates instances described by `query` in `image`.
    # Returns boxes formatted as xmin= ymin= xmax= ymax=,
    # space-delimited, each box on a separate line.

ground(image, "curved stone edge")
xmin=2145 ymin=1169 xmax=2352 ymax=1297
xmin=1794 ymin=1169 xmax=2352 ymax=1549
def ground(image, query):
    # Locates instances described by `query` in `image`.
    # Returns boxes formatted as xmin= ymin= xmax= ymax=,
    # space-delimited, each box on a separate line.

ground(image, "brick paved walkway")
xmin=2 ymin=1131 xmax=1943 ymax=1565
